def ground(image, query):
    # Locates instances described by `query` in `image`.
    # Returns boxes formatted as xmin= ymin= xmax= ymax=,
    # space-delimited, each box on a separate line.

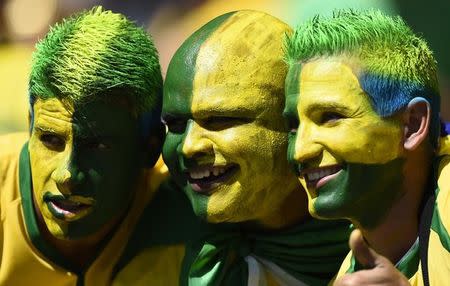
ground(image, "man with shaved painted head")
xmin=162 ymin=10 xmax=350 ymax=285
xmin=0 ymin=7 xmax=197 ymax=285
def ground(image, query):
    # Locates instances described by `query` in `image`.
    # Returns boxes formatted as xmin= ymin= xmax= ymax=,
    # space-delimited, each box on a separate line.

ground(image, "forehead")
xmin=163 ymin=11 xmax=288 ymax=117
xmin=297 ymin=59 xmax=374 ymax=111
xmin=33 ymin=98 xmax=137 ymax=136
xmin=33 ymin=98 xmax=74 ymax=129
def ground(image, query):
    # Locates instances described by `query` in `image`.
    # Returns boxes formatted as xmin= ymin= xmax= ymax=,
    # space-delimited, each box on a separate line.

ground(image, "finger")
xmin=349 ymin=229 xmax=378 ymax=269
xmin=334 ymin=267 xmax=411 ymax=286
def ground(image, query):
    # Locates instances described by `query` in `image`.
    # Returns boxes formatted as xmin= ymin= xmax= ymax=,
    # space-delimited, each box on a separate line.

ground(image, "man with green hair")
xmin=162 ymin=10 xmax=350 ymax=285
xmin=0 ymin=7 xmax=191 ymax=285
xmin=284 ymin=9 xmax=450 ymax=285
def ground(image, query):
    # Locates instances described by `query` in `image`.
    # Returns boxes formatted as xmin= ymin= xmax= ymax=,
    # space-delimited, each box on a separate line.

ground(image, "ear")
xmin=141 ymin=123 xmax=166 ymax=168
xmin=403 ymin=97 xmax=431 ymax=151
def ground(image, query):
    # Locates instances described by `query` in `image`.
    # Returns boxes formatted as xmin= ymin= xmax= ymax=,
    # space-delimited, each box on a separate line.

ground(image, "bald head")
xmin=162 ymin=11 xmax=302 ymax=225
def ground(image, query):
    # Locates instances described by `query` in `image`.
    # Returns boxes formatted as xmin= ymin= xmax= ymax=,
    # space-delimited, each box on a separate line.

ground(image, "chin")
xmin=205 ymin=208 xmax=234 ymax=224
xmin=311 ymin=197 xmax=347 ymax=220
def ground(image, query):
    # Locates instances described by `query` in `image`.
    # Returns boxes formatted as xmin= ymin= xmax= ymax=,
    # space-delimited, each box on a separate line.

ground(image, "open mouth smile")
xmin=186 ymin=164 xmax=239 ymax=194
xmin=44 ymin=193 xmax=94 ymax=221
xmin=301 ymin=165 xmax=343 ymax=189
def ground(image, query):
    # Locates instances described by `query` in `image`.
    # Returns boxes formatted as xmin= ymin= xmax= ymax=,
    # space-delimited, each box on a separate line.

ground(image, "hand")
xmin=333 ymin=229 xmax=411 ymax=286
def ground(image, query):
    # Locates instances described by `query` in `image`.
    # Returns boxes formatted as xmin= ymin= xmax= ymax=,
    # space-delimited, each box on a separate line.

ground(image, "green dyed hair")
xmin=285 ymin=9 xmax=441 ymax=146
xmin=29 ymin=6 xmax=162 ymax=117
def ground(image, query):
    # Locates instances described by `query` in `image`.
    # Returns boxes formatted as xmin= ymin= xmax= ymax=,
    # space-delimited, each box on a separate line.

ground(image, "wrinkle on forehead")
xmin=33 ymin=98 xmax=75 ymax=133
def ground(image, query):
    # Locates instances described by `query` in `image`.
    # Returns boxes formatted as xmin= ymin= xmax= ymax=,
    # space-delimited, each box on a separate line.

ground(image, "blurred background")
xmin=0 ymin=0 xmax=448 ymax=134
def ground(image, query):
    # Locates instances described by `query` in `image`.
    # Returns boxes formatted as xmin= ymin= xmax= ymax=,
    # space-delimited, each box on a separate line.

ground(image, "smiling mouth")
xmin=186 ymin=164 xmax=239 ymax=194
xmin=44 ymin=193 xmax=94 ymax=221
xmin=301 ymin=165 xmax=343 ymax=189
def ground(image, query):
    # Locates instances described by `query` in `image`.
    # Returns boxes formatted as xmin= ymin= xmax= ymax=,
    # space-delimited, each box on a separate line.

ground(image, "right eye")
xmin=319 ymin=111 xmax=345 ymax=124
xmin=165 ymin=119 xmax=187 ymax=134
xmin=40 ymin=134 xmax=65 ymax=150
xmin=287 ymin=118 xmax=299 ymax=133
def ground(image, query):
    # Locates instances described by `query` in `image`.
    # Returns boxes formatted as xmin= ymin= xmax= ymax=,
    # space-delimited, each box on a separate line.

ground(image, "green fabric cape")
xmin=181 ymin=218 xmax=351 ymax=285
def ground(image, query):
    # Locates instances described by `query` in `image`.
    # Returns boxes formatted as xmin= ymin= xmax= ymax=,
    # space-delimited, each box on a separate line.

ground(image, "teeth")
xmin=306 ymin=167 xmax=340 ymax=181
xmin=189 ymin=166 xmax=227 ymax=179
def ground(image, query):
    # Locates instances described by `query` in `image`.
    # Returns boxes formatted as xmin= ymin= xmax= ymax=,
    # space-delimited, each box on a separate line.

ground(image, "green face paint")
xmin=286 ymin=58 xmax=406 ymax=228
xmin=284 ymin=62 xmax=301 ymax=169
xmin=162 ymin=12 xmax=234 ymax=219
xmin=312 ymin=160 xmax=404 ymax=228
xmin=29 ymin=98 xmax=140 ymax=239
xmin=163 ymin=11 xmax=298 ymax=224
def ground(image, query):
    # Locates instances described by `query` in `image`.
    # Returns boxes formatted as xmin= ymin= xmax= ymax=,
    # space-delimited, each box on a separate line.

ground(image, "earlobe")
xmin=403 ymin=97 xmax=431 ymax=151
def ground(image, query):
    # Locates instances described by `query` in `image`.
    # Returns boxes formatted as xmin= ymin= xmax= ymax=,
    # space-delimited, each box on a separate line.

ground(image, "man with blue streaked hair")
xmin=284 ymin=9 xmax=450 ymax=285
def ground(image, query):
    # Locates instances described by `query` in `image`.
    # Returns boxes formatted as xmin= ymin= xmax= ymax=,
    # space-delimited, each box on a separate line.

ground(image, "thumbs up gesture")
xmin=334 ymin=229 xmax=411 ymax=286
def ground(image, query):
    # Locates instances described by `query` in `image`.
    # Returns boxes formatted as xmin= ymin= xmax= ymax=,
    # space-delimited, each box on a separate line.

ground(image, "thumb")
xmin=349 ymin=229 xmax=379 ymax=269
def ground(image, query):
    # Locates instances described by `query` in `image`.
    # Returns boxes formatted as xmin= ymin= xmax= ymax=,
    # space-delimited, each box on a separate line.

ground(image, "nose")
xmin=293 ymin=124 xmax=322 ymax=164
xmin=181 ymin=120 xmax=214 ymax=159
xmin=51 ymin=148 xmax=85 ymax=195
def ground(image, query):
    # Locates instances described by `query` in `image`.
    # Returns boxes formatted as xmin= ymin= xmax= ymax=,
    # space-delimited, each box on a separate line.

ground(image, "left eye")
xmin=40 ymin=134 xmax=65 ymax=150
xmin=86 ymin=141 xmax=109 ymax=150
xmin=320 ymin=112 xmax=345 ymax=124
xmin=203 ymin=117 xmax=249 ymax=129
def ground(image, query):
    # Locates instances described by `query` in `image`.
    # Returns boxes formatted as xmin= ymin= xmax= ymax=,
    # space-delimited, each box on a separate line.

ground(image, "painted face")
xmin=29 ymin=97 xmax=140 ymax=239
xmin=285 ymin=58 xmax=405 ymax=228
xmin=162 ymin=11 xmax=298 ymax=223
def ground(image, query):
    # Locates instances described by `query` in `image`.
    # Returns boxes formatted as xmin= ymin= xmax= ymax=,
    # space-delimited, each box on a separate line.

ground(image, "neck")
xmin=356 ymin=151 xmax=431 ymax=263
xmin=244 ymin=185 xmax=311 ymax=231
xmin=358 ymin=194 xmax=420 ymax=264
xmin=44 ymin=234 xmax=103 ymax=270
xmin=40 ymin=214 xmax=122 ymax=270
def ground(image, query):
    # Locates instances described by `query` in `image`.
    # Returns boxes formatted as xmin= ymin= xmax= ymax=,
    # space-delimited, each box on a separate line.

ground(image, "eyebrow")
xmin=304 ymin=101 xmax=354 ymax=114
xmin=34 ymin=125 xmax=58 ymax=133
xmin=161 ymin=113 xmax=187 ymax=122
xmin=282 ymin=106 xmax=297 ymax=119
xmin=195 ymin=105 xmax=261 ymax=119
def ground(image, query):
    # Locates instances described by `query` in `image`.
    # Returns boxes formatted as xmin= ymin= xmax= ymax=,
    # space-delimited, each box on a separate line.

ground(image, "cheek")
xmin=323 ymin=121 xmax=402 ymax=164
xmin=29 ymin=141 xmax=56 ymax=189
xmin=162 ymin=134 xmax=184 ymax=170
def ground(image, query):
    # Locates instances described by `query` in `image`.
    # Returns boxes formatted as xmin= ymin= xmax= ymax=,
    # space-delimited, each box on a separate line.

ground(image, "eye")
xmin=40 ymin=134 xmax=65 ymax=150
xmin=85 ymin=140 xmax=110 ymax=150
xmin=202 ymin=116 xmax=249 ymax=130
xmin=320 ymin=111 xmax=345 ymax=124
xmin=164 ymin=118 xmax=187 ymax=134
xmin=286 ymin=118 xmax=299 ymax=133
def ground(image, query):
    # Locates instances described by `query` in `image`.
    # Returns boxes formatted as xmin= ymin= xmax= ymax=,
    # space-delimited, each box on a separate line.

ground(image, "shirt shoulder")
xmin=0 ymin=133 xmax=28 ymax=204
xmin=334 ymin=250 xmax=353 ymax=279
xmin=0 ymin=133 xmax=28 ymax=177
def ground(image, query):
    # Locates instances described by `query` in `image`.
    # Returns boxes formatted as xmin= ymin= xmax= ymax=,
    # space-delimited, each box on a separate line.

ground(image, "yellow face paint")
xmin=163 ymin=11 xmax=298 ymax=224
xmin=29 ymin=97 xmax=140 ymax=239
xmin=29 ymin=98 xmax=76 ymax=237
xmin=194 ymin=12 xmax=297 ymax=223
xmin=294 ymin=59 xmax=403 ymax=166
xmin=285 ymin=58 xmax=405 ymax=226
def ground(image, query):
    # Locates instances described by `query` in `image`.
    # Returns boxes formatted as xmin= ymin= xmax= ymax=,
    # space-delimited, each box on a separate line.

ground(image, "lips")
xmin=301 ymin=165 xmax=343 ymax=189
xmin=186 ymin=164 xmax=238 ymax=194
xmin=44 ymin=193 xmax=94 ymax=221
